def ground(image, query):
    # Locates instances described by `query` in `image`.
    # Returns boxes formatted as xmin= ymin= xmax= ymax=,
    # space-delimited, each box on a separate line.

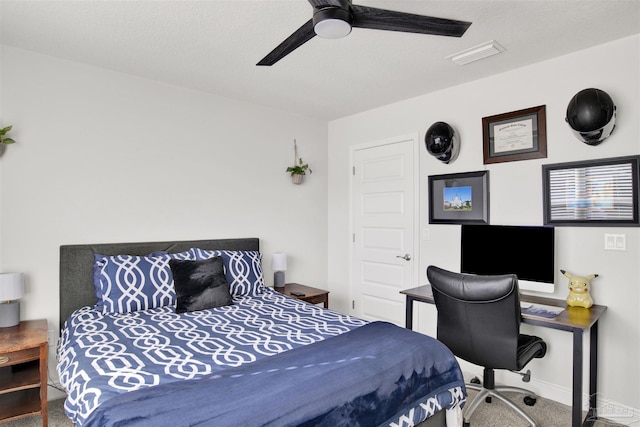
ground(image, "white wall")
xmin=328 ymin=35 xmax=640 ymax=412
xmin=0 ymin=46 xmax=328 ymax=385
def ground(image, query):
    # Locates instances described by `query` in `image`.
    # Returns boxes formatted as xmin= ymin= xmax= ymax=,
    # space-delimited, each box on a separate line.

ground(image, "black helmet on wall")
xmin=425 ymin=121 xmax=459 ymax=163
xmin=565 ymin=88 xmax=616 ymax=145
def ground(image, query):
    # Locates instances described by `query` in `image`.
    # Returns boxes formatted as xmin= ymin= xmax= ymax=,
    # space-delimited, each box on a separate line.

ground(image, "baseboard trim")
xmin=586 ymin=395 xmax=640 ymax=425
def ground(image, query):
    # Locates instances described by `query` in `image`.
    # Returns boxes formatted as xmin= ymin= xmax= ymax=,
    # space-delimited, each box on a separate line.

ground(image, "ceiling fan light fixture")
xmin=313 ymin=8 xmax=352 ymax=39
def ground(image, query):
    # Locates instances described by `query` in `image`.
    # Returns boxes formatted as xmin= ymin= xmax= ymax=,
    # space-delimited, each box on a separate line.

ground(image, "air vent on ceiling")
xmin=447 ymin=40 xmax=505 ymax=65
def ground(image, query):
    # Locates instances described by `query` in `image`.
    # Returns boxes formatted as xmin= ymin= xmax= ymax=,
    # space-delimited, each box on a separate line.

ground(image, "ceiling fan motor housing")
xmin=313 ymin=6 xmax=353 ymax=38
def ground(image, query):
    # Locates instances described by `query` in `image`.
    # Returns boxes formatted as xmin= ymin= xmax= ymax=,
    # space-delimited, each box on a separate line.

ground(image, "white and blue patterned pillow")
xmin=190 ymin=248 xmax=265 ymax=296
xmin=92 ymin=251 xmax=169 ymax=311
xmin=94 ymin=250 xmax=193 ymax=314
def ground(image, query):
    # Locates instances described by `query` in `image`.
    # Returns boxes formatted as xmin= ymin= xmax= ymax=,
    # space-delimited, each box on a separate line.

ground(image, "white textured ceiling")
xmin=1 ymin=0 xmax=639 ymax=121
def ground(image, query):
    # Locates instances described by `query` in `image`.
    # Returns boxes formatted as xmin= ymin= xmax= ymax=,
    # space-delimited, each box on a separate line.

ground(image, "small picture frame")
xmin=482 ymin=105 xmax=547 ymax=164
xmin=428 ymin=171 xmax=489 ymax=224
xmin=542 ymin=155 xmax=640 ymax=226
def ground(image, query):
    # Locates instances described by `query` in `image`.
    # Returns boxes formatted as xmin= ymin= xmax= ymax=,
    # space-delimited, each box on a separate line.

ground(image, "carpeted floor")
xmin=3 ymin=398 xmax=71 ymax=427
xmin=460 ymin=389 xmax=626 ymax=427
xmin=3 ymin=392 xmax=627 ymax=426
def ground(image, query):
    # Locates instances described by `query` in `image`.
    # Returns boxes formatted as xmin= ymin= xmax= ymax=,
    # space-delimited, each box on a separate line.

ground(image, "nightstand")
xmin=276 ymin=283 xmax=329 ymax=308
xmin=0 ymin=319 xmax=48 ymax=426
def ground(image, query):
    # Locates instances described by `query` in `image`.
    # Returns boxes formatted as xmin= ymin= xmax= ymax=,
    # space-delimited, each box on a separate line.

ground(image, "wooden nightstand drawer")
xmin=0 ymin=347 xmax=39 ymax=367
xmin=301 ymin=294 xmax=326 ymax=306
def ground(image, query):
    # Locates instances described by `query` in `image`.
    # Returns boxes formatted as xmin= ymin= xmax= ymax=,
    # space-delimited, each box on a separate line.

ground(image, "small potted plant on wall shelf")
xmin=0 ymin=125 xmax=16 ymax=156
xmin=286 ymin=139 xmax=312 ymax=185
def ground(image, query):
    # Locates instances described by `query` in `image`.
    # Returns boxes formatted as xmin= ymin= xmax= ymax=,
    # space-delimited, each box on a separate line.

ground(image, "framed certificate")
xmin=482 ymin=105 xmax=547 ymax=164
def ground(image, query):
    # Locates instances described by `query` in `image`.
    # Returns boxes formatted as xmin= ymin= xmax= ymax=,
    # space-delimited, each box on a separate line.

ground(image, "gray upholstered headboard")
xmin=59 ymin=237 xmax=259 ymax=332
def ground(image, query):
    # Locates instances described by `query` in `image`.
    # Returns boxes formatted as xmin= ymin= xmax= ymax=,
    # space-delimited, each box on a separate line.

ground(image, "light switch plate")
xmin=604 ymin=233 xmax=626 ymax=251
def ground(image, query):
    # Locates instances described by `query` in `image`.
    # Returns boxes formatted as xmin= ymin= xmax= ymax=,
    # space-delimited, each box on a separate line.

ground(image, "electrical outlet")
xmin=48 ymin=329 xmax=56 ymax=346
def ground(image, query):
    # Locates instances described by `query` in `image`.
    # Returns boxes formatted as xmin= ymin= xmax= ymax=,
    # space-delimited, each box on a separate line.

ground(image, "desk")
xmin=400 ymin=285 xmax=607 ymax=427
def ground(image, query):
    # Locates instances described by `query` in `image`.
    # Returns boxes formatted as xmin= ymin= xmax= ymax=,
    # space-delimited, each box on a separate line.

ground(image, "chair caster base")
xmin=469 ymin=377 xmax=491 ymax=402
xmin=523 ymin=396 xmax=537 ymax=406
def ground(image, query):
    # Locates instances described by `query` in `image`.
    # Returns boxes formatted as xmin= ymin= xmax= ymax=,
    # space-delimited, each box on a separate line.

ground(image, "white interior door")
xmin=351 ymin=135 xmax=417 ymax=326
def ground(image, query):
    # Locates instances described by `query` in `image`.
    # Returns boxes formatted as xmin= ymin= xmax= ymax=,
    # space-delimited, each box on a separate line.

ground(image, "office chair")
xmin=426 ymin=265 xmax=547 ymax=427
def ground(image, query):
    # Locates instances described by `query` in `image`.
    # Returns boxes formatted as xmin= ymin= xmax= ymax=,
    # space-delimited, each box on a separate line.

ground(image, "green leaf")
xmin=0 ymin=125 xmax=12 ymax=135
xmin=1 ymin=138 xmax=15 ymax=144
xmin=286 ymin=157 xmax=311 ymax=176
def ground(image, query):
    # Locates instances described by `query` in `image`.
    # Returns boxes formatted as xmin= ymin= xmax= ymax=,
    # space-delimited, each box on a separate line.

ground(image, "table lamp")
xmin=0 ymin=272 xmax=24 ymax=327
xmin=271 ymin=253 xmax=287 ymax=289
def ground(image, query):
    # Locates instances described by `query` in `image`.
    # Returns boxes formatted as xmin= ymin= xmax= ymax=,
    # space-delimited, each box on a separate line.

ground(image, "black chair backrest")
xmin=426 ymin=265 xmax=521 ymax=371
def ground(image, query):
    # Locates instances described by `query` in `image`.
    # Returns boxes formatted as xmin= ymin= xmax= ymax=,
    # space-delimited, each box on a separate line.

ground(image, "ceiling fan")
xmin=257 ymin=0 xmax=472 ymax=66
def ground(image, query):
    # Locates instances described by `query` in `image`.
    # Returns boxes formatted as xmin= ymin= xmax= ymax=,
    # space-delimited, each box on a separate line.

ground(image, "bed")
xmin=57 ymin=237 xmax=466 ymax=427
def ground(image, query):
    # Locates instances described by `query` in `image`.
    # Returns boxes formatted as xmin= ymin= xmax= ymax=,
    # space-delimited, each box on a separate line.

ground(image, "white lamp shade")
xmin=0 ymin=273 xmax=24 ymax=301
xmin=271 ymin=253 xmax=287 ymax=271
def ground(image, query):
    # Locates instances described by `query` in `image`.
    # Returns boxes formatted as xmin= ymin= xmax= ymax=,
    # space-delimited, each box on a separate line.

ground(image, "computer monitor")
xmin=460 ymin=224 xmax=555 ymax=293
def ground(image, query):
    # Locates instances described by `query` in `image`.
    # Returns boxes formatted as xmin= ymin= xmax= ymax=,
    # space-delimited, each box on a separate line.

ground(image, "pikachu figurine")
xmin=562 ymin=269 xmax=598 ymax=308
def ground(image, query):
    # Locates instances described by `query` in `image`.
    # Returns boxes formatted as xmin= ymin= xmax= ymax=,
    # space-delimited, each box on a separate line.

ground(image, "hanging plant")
xmin=0 ymin=125 xmax=16 ymax=145
xmin=0 ymin=125 xmax=16 ymax=156
xmin=286 ymin=139 xmax=312 ymax=184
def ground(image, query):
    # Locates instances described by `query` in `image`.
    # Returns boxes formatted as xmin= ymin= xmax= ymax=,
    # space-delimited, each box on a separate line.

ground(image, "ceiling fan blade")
xmin=351 ymin=5 xmax=471 ymax=37
xmin=257 ymin=19 xmax=316 ymax=66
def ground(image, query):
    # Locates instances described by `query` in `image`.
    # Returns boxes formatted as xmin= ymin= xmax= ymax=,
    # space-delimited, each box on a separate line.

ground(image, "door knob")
xmin=396 ymin=254 xmax=412 ymax=261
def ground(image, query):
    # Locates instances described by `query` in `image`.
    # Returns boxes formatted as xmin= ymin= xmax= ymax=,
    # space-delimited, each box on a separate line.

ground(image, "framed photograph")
xmin=542 ymin=155 xmax=640 ymax=226
xmin=428 ymin=171 xmax=489 ymax=224
xmin=482 ymin=105 xmax=547 ymax=164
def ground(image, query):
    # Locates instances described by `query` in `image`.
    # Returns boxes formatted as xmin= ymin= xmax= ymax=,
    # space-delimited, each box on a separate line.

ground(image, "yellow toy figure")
xmin=561 ymin=269 xmax=598 ymax=308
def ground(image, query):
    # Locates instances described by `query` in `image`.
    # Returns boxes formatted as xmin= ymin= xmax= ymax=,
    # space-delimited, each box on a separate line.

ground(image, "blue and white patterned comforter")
xmin=58 ymin=288 xmax=464 ymax=426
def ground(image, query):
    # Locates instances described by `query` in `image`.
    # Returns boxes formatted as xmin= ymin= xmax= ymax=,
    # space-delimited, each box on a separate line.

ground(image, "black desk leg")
xmin=584 ymin=322 xmax=599 ymax=426
xmin=405 ymin=296 xmax=414 ymax=330
xmin=572 ymin=329 xmax=583 ymax=427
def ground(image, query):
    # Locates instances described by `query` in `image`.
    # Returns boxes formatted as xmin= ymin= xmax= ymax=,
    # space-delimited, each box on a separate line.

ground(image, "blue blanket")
xmin=58 ymin=290 xmax=368 ymax=425
xmin=84 ymin=321 xmax=465 ymax=427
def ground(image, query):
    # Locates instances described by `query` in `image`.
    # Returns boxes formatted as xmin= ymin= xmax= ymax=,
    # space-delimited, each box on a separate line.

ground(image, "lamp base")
xmin=274 ymin=271 xmax=285 ymax=289
xmin=0 ymin=301 xmax=20 ymax=328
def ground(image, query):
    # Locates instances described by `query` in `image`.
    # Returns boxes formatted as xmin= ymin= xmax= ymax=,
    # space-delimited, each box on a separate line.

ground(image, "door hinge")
xmin=352 ymin=233 xmax=355 ymax=243
xmin=353 ymin=166 xmax=356 ymax=176
xmin=352 ymin=300 xmax=355 ymax=309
